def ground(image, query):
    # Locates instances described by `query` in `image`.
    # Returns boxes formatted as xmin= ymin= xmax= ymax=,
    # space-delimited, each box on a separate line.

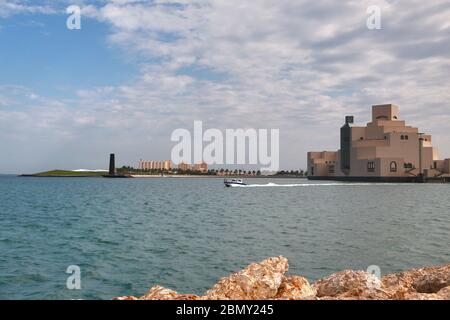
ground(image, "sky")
xmin=0 ymin=0 xmax=450 ymax=173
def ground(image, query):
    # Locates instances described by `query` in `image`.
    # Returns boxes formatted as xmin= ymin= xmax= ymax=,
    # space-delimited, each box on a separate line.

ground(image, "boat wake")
xmin=230 ymin=182 xmax=408 ymax=188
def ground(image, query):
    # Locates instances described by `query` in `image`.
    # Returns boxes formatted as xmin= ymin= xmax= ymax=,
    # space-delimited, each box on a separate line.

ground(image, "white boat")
xmin=224 ymin=178 xmax=247 ymax=187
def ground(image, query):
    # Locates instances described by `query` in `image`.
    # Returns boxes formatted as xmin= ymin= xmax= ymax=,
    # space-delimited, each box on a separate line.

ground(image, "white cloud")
xmin=1 ymin=0 xmax=450 ymax=172
xmin=0 ymin=0 xmax=57 ymax=17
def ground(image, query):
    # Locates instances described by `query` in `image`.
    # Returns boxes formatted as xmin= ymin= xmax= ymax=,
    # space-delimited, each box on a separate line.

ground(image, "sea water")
xmin=0 ymin=176 xmax=449 ymax=299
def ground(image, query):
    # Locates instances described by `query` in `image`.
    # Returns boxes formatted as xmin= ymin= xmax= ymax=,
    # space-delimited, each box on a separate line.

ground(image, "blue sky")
xmin=0 ymin=12 xmax=136 ymax=98
xmin=1 ymin=0 xmax=450 ymax=173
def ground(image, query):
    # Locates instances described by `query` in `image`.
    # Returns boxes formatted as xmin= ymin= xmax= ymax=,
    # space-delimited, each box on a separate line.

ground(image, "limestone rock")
xmin=113 ymin=296 xmax=138 ymax=300
xmin=403 ymin=292 xmax=445 ymax=300
xmin=313 ymin=270 xmax=385 ymax=299
xmin=140 ymin=285 xmax=199 ymax=300
xmin=275 ymin=276 xmax=316 ymax=300
xmin=382 ymin=263 xmax=450 ymax=298
xmin=203 ymin=256 xmax=289 ymax=300
xmin=112 ymin=258 xmax=450 ymax=301
xmin=413 ymin=267 xmax=450 ymax=293
xmin=381 ymin=272 xmax=419 ymax=300
xmin=436 ymin=286 xmax=450 ymax=299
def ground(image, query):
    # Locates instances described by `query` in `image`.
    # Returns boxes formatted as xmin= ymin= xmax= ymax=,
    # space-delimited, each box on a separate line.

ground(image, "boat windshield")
xmin=225 ymin=178 xmax=243 ymax=184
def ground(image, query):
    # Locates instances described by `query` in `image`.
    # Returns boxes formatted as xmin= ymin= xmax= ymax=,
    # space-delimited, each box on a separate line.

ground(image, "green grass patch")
xmin=33 ymin=170 xmax=106 ymax=177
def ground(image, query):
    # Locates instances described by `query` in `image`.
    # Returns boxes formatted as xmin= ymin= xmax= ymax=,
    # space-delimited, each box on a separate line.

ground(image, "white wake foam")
xmin=231 ymin=182 xmax=409 ymax=187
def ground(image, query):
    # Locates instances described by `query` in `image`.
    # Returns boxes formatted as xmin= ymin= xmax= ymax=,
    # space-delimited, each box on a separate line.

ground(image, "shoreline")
xmin=131 ymin=175 xmax=308 ymax=179
xmin=114 ymin=256 xmax=450 ymax=300
xmin=17 ymin=173 xmax=309 ymax=179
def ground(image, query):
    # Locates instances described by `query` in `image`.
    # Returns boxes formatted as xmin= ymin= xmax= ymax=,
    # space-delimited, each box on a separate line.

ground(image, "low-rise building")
xmin=138 ymin=160 xmax=173 ymax=171
xmin=177 ymin=161 xmax=208 ymax=173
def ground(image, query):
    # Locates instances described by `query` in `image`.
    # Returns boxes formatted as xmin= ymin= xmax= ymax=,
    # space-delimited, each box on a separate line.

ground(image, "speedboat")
xmin=224 ymin=178 xmax=247 ymax=187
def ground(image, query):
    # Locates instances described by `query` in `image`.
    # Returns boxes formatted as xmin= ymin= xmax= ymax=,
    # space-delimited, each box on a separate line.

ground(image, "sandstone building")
xmin=138 ymin=160 xmax=173 ymax=171
xmin=308 ymin=104 xmax=450 ymax=181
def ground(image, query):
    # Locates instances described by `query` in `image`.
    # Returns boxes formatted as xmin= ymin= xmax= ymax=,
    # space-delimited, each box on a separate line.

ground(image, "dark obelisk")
xmin=104 ymin=153 xmax=129 ymax=178
xmin=109 ymin=154 xmax=116 ymax=176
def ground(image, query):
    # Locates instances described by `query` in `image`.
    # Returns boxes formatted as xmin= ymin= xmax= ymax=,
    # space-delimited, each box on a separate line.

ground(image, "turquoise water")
xmin=0 ymin=175 xmax=449 ymax=299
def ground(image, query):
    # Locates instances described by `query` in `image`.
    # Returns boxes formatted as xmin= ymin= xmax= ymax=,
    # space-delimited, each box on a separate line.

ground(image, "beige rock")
xmin=313 ymin=270 xmax=386 ymax=299
xmin=203 ymin=256 xmax=289 ymax=300
xmin=112 ymin=258 xmax=450 ymax=301
xmin=382 ymin=272 xmax=419 ymax=300
xmin=382 ymin=263 xmax=450 ymax=298
xmin=413 ymin=267 xmax=450 ymax=293
xmin=436 ymin=286 xmax=450 ymax=299
xmin=275 ymin=276 xmax=316 ymax=300
xmin=140 ymin=285 xmax=199 ymax=300
xmin=113 ymin=296 xmax=139 ymax=300
xmin=403 ymin=292 xmax=445 ymax=300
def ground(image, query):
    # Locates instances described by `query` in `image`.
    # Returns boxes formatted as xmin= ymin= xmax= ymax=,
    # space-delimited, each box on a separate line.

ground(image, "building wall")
xmin=138 ymin=160 xmax=173 ymax=171
xmin=445 ymin=159 xmax=450 ymax=174
xmin=307 ymin=151 xmax=338 ymax=177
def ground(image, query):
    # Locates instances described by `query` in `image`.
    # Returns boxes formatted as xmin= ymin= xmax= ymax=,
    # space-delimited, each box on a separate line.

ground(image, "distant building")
xmin=177 ymin=162 xmax=191 ymax=171
xmin=138 ymin=160 xmax=173 ymax=171
xmin=177 ymin=161 xmax=208 ymax=173
xmin=308 ymin=104 xmax=450 ymax=181
xmin=192 ymin=162 xmax=208 ymax=173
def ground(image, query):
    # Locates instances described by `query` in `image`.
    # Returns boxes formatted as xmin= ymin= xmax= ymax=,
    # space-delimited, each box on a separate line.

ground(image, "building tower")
xmin=340 ymin=116 xmax=354 ymax=175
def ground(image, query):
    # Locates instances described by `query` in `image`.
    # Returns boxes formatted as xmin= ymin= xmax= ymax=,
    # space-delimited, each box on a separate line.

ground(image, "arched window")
xmin=390 ymin=161 xmax=397 ymax=172
xmin=405 ymin=135 xmax=409 ymax=140
xmin=401 ymin=135 xmax=405 ymax=140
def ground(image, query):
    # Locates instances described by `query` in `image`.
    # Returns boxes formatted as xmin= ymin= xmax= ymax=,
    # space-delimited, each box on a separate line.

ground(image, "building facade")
xmin=177 ymin=161 xmax=208 ymax=173
xmin=138 ymin=160 xmax=173 ymax=171
xmin=308 ymin=104 xmax=450 ymax=181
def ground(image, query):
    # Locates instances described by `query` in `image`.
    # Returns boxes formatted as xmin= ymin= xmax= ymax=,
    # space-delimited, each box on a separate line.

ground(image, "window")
xmin=401 ymin=135 xmax=405 ymax=140
xmin=367 ymin=161 xmax=375 ymax=173
xmin=328 ymin=165 xmax=335 ymax=174
xmin=405 ymin=135 xmax=409 ymax=140
xmin=390 ymin=161 xmax=397 ymax=172
xmin=404 ymin=163 xmax=413 ymax=169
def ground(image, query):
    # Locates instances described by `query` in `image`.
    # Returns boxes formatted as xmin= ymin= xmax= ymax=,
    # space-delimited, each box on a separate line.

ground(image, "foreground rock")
xmin=203 ymin=256 xmax=288 ymax=300
xmin=381 ymin=263 xmax=450 ymax=299
xmin=275 ymin=276 xmax=316 ymax=300
xmin=313 ymin=270 xmax=390 ymax=300
xmin=141 ymin=286 xmax=200 ymax=300
xmin=113 ymin=257 xmax=449 ymax=300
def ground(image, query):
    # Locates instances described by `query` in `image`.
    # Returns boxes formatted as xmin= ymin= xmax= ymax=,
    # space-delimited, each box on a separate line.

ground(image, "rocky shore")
xmin=114 ymin=257 xmax=450 ymax=300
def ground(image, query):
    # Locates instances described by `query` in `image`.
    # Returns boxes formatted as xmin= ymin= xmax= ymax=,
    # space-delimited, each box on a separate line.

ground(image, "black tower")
xmin=109 ymin=154 xmax=116 ymax=176
xmin=340 ymin=116 xmax=354 ymax=175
